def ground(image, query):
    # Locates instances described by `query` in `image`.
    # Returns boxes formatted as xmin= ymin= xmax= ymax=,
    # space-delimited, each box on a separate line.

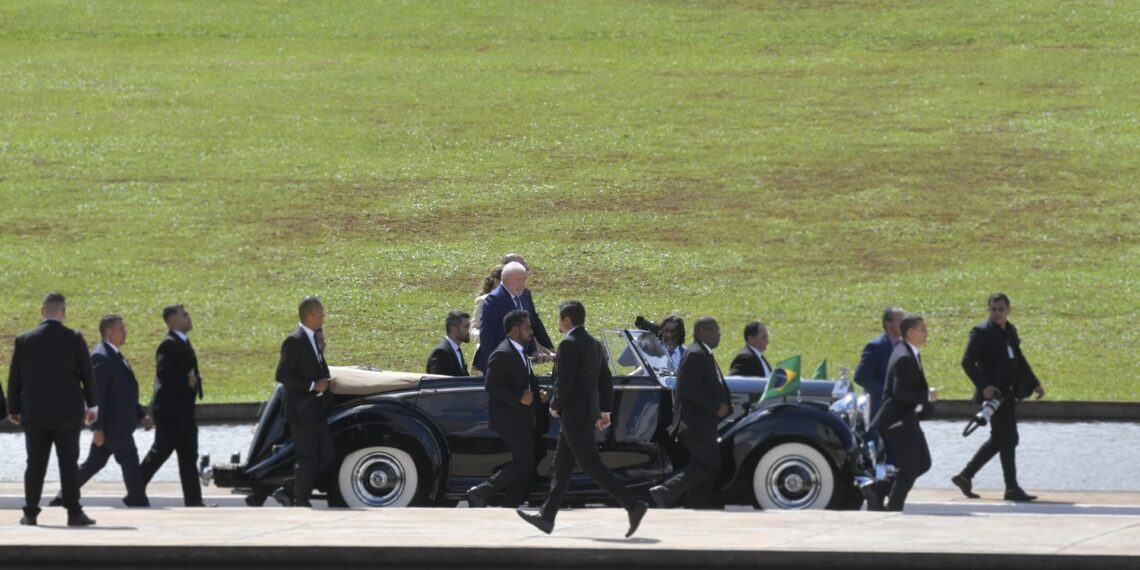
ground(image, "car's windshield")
xmin=602 ymin=329 xmax=675 ymax=386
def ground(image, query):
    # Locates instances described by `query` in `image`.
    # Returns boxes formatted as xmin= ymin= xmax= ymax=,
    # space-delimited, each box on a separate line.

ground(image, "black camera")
xmin=634 ymin=315 xmax=661 ymax=336
xmin=962 ymin=397 xmax=1003 ymax=437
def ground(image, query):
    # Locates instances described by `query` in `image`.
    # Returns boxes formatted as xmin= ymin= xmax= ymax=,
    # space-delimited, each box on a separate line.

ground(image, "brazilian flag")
xmin=811 ymin=358 xmax=828 ymax=380
xmin=758 ymin=355 xmax=801 ymax=403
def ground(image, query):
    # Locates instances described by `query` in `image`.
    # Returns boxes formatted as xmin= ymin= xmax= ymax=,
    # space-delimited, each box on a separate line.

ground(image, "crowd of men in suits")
xmin=3 ymin=252 xmax=1044 ymax=529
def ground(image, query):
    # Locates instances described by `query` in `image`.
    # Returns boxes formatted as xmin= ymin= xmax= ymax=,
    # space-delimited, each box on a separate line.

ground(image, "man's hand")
xmin=596 ymin=412 xmax=612 ymax=431
xmin=314 ymin=378 xmax=332 ymax=393
xmin=539 ymin=389 xmax=550 ymax=404
xmin=7 ymin=414 xmax=19 ymax=425
xmin=93 ymin=430 xmax=105 ymax=447
xmin=983 ymin=386 xmax=999 ymax=400
xmin=188 ymin=371 xmax=198 ymax=389
xmin=85 ymin=409 xmax=98 ymax=426
xmin=549 ymin=407 xmax=559 ymax=418
xmin=520 ymin=390 xmax=534 ymax=406
xmin=141 ymin=416 xmax=154 ymax=431
xmin=928 ymin=387 xmax=939 ymax=403
xmin=717 ymin=403 xmax=731 ymax=418
xmin=1034 ymin=385 xmax=1046 ymax=399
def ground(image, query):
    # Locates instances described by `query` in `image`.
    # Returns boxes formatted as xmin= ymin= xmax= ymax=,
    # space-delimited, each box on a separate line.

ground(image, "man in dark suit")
xmin=855 ymin=307 xmax=905 ymax=421
xmin=426 ymin=310 xmax=471 ymax=376
xmin=53 ymin=315 xmax=153 ymax=508
xmin=275 ymin=296 xmax=336 ymax=507
xmin=952 ymin=293 xmax=1044 ymax=502
xmin=518 ymin=301 xmax=649 ymax=537
xmin=649 ymin=316 xmax=731 ymax=509
xmin=728 ymin=320 xmax=772 ymax=377
xmin=869 ymin=314 xmax=936 ymax=511
xmin=468 ymin=309 xmax=542 ymax=508
xmin=474 ymin=261 xmax=555 ymax=372
xmin=139 ymin=303 xmax=206 ymax=506
xmin=6 ymin=292 xmax=98 ymax=526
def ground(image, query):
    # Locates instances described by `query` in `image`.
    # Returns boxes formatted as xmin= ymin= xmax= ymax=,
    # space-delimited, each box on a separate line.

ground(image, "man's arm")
xmin=478 ymin=298 xmax=503 ymax=367
xmin=727 ymin=352 xmax=751 ymax=377
xmin=551 ymin=337 xmax=579 ymax=413
xmin=90 ymin=352 xmax=113 ymax=431
xmin=76 ymin=333 xmax=97 ymax=408
xmin=426 ymin=346 xmax=450 ymax=376
xmin=598 ymin=344 xmax=614 ymax=414
xmin=156 ymin=338 xmax=193 ymax=392
xmin=887 ymin=358 xmax=928 ymax=406
xmin=275 ymin=336 xmax=316 ymax=393
xmin=853 ymin=341 xmax=876 ymax=390
xmin=6 ymin=337 xmax=19 ymax=418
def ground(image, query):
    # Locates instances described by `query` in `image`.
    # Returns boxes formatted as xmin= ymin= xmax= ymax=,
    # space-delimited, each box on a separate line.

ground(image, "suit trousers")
xmin=289 ymin=418 xmax=336 ymax=504
xmin=75 ymin=433 xmax=149 ymax=506
xmin=962 ymin=399 xmax=1020 ymax=489
xmin=658 ymin=425 xmax=720 ymax=508
xmin=539 ymin=421 xmax=636 ymax=520
xmin=24 ymin=427 xmax=82 ymax=516
xmin=882 ymin=421 xmax=932 ymax=511
xmin=140 ymin=414 xmax=202 ymax=505
xmin=486 ymin=430 xmax=536 ymax=507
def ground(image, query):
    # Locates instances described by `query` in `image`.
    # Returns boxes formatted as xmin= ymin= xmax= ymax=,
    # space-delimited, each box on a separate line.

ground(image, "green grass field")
xmin=1 ymin=1 xmax=1136 ymax=402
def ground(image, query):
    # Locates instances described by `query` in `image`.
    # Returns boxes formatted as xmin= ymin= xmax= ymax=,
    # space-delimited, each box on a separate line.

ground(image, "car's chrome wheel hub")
xmin=352 ymin=453 xmax=406 ymax=507
xmin=766 ymin=455 xmax=822 ymax=509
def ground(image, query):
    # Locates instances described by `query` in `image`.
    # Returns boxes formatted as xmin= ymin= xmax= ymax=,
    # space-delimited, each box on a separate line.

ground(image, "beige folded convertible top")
xmin=328 ymin=366 xmax=447 ymax=396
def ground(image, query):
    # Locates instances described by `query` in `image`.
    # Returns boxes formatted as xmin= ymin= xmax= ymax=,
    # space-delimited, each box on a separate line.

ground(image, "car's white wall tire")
xmin=337 ymin=446 xmax=419 ymax=508
xmin=752 ymin=442 xmax=836 ymax=510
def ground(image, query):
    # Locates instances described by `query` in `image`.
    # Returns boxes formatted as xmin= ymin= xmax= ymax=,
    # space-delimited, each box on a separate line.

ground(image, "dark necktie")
xmin=456 ymin=346 xmax=467 ymax=374
xmin=514 ymin=296 xmax=523 ymax=311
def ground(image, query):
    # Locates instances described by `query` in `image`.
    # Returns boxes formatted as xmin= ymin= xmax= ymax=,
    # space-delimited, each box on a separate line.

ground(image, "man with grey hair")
xmin=474 ymin=260 xmax=554 ymax=372
xmin=856 ymin=306 xmax=906 ymax=421
xmin=7 ymin=292 xmax=98 ymax=526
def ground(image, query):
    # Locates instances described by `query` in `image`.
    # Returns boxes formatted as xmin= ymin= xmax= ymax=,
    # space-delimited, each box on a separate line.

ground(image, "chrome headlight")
xmin=829 ymin=393 xmax=857 ymax=430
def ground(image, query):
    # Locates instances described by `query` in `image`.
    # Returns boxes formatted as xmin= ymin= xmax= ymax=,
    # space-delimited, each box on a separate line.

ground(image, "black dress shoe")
xmin=20 ymin=515 xmax=37 ymax=526
xmin=952 ymin=474 xmax=980 ymax=499
xmin=626 ymin=500 xmax=648 ymax=538
xmin=271 ymin=488 xmax=294 ymax=507
xmin=861 ymin=484 xmax=885 ymax=511
xmin=1004 ymin=488 xmax=1037 ymax=502
xmin=48 ymin=496 xmax=64 ymax=507
xmin=467 ymin=484 xmax=491 ymax=508
xmin=648 ymin=485 xmax=669 ymax=509
xmin=67 ymin=511 xmax=96 ymax=527
xmin=516 ymin=508 xmax=554 ymax=534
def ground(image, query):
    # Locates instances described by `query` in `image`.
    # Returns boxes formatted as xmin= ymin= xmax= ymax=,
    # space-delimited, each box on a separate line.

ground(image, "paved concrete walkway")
xmin=1 ymin=484 xmax=1138 ymax=569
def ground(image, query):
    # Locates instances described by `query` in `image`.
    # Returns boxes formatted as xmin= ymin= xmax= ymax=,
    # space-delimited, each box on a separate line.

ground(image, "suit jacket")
xmin=149 ymin=331 xmax=202 ymax=419
xmin=6 ymin=320 xmax=97 ymax=431
xmin=871 ymin=343 xmax=934 ymax=430
xmin=854 ymin=333 xmax=895 ymax=416
xmin=474 ymin=285 xmax=554 ymax=372
xmin=670 ymin=342 xmax=730 ymax=435
xmin=962 ymin=319 xmax=1041 ymax=404
xmin=91 ymin=341 xmax=146 ymax=434
xmin=728 ymin=346 xmax=770 ymax=377
xmin=275 ymin=326 xmax=333 ymax=422
xmin=426 ymin=339 xmax=468 ymax=377
xmin=484 ymin=339 xmax=540 ymax=435
xmin=550 ymin=327 xmax=613 ymax=425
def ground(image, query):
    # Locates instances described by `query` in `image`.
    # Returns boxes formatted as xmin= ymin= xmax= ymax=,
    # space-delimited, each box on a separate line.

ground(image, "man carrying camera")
xmin=952 ymin=293 xmax=1045 ymax=502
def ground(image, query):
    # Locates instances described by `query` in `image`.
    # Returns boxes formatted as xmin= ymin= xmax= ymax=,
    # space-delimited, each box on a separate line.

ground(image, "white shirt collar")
xmin=700 ymin=342 xmax=713 ymax=355
xmin=103 ymin=339 xmax=121 ymax=354
xmin=171 ymin=330 xmax=189 ymax=343
xmin=748 ymin=345 xmax=764 ymax=361
xmin=299 ymin=323 xmax=317 ymax=339
xmin=565 ymin=326 xmax=579 ymax=338
xmin=508 ymin=338 xmax=526 ymax=354
xmin=445 ymin=337 xmax=460 ymax=352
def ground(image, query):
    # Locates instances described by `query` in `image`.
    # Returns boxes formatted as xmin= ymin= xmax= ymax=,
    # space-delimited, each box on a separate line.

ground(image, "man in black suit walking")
xmin=518 ymin=301 xmax=649 ymax=537
xmin=728 ymin=320 xmax=772 ymax=377
xmin=53 ymin=315 xmax=153 ymax=507
xmin=6 ymin=292 xmax=98 ymax=526
xmin=276 ymin=296 xmax=336 ymax=507
xmin=467 ymin=309 xmax=542 ymax=508
xmin=869 ymin=314 xmax=937 ymax=511
xmin=426 ymin=310 xmax=471 ymax=376
xmin=139 ymin=303 xmax=206 ymax=506
xmin=649 ymin=316 xmax=731 ymax=509
xmin=952 ymin=293 xmax=1045 ymax=502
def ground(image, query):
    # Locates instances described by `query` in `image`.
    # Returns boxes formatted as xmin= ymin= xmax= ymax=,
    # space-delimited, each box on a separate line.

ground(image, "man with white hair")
xmin=474 ymin=260 xmax=554 ymax=372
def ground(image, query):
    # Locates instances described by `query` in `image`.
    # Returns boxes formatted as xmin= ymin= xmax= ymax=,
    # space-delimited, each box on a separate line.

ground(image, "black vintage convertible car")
xmin=203 ymin=330 xmax=886 ymax=510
